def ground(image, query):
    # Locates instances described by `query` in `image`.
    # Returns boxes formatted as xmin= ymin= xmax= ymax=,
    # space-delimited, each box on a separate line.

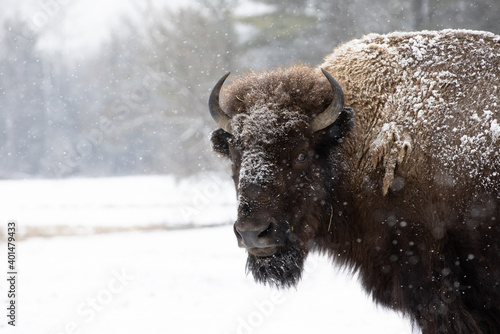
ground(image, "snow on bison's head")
xmin=210 ymin=66 xmax=354 ymax=288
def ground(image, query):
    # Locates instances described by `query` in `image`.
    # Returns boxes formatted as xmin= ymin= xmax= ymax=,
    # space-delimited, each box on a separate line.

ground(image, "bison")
xmin=209 ymin=29 xmax=500 ymax=333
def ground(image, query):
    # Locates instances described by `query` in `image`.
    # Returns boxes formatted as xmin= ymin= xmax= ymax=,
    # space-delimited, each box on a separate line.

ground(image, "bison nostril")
xmin=257 ymin=224 xmax=273 ymax=238
xmin=235 ymin=222 xmax=274 ymax=249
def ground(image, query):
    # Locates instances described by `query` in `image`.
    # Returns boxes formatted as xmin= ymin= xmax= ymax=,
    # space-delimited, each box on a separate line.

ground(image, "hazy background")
xmin=1 ymin=1 xmax=499 ymax=333
xmin=2 ymin=0 xmax=499 ymax=180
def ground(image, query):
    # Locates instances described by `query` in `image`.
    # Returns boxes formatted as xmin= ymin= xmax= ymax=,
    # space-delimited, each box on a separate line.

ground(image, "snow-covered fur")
xmin=210 ymin=29 xmax=500 ymax=334
xmin=322 ymin=29 xmax=500 ymax=196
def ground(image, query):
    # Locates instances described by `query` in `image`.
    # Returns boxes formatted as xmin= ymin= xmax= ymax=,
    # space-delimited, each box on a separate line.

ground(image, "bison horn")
xmin=310 ymin=68 xmax=345 ymax=132
xmin=208 ymin=72 xmax=232 ymax=133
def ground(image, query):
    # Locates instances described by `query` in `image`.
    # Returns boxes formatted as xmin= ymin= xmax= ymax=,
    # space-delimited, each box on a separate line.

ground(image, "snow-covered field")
xmin=0 ymin=176 xmax=416 ymax=333
xmin=0 ymin=175 xmax=237 ymax=238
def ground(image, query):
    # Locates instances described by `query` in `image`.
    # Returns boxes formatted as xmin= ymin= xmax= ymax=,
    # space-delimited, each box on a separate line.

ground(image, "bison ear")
xmin=210 ymin=129 xmax=233 ymax=157
xmin=320 ymin=107 xmax=354 ymax=142
xmin=314 ymin=107 xmax=354 ymax=150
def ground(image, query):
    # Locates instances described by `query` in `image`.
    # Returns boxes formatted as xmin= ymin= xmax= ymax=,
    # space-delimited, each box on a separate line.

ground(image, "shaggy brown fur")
xmin=210 ymin=30 xmax=500 ymax=334
xmin=221 ymin=66 xmax=334 ymax=119
xmin=322 ymin=30 xmax=500 ymax=195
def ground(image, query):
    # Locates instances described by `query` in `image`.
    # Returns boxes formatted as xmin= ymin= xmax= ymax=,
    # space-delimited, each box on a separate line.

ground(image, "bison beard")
xmin=245 ymin=241 xmax=306 ymax=289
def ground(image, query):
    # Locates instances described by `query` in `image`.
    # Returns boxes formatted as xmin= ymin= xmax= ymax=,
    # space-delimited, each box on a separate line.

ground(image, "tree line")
xmin=1 ymin=0 xmax=498 ymax=178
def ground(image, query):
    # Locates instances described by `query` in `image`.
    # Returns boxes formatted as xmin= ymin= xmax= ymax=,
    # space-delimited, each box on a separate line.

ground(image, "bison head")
xmin=209 ymin=66 xmax=353 ymax=288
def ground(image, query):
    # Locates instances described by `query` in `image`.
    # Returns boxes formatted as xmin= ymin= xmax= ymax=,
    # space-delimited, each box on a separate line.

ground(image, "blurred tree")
xmin=140 ymin=0 xmax=241 ymax=176
xmin=80 ymin=0 xmax=244 ymax=177
xmin=412 ymin=0 xmax=425 ymax=29
xmin=424 ymin=0 xmax=500 ymax=33
xmin=0 ymin=0 xmax=499 ymax=179
xmin=236 ymin=0 xmax=415 ymax=68
xmin=0 ymin=19 xmax=47 ymax=177
xmin=236 ymin=0 xmax=319 ymax=66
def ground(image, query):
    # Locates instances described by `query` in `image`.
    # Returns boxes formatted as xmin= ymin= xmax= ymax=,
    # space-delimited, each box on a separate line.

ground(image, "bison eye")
xmin=296 ymin=151 xmax=307 ymax=163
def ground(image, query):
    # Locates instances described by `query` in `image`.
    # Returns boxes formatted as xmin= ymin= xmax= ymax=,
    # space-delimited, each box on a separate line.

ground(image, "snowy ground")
xmin=0 ymin=175 xmax=237 ymax=238
xmin=0 ymin=177 xmax=416 ymax=333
